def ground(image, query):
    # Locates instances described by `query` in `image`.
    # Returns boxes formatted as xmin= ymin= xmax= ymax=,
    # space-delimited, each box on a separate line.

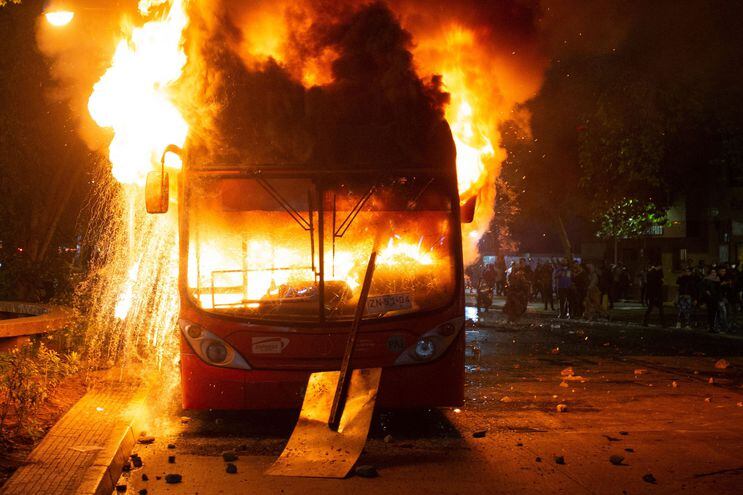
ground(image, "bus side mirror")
xmin=145 ymin=170 xmax=169 ymax=214
xmin=460 ymin=196 xmax=476 ymax=224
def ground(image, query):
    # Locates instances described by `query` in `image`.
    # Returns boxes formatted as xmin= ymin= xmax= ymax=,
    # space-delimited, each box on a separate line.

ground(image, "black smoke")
xmin=183 ymin=1 xmax=454 ymax=169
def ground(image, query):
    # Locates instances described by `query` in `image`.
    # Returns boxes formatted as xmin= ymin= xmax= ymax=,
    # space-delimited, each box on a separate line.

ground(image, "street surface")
xmin=115 ymin=306 xmax=743 ymax=494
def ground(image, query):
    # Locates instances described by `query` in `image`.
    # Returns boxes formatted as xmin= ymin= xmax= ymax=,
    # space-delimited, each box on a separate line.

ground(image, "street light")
xmin=44 ymin=10 xmax=75 ymax=27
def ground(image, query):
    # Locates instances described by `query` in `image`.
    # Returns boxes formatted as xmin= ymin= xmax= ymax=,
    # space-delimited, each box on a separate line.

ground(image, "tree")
xmin=0 ymin=1 xmax=90 ymax=301
xmin=501 ymin=1 xmax=743 ymax=261
xmin=594 ymin=199 xmax=668 ymax=264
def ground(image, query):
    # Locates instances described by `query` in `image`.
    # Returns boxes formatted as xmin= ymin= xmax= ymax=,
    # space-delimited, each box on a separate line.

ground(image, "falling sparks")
xmin=114 ymin=261 xmax=140 ymax=320
xmin=82 ymin=1 xmax=190 ymax=378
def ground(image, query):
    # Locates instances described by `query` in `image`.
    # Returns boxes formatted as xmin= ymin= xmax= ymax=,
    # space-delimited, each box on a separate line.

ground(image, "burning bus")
xmin=76 ymin=0 xmax=494 ymax=411
xmin=146 ymin=138 xmax=470 ymax=409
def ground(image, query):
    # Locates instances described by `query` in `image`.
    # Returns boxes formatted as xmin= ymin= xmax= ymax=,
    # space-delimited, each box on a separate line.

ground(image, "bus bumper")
xmin=180 ymin=332 xmax=464 ymax=410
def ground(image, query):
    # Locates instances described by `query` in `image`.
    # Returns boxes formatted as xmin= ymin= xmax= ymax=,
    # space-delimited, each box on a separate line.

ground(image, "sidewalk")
xmin=1 ymin=380 xmax=144 ymax=495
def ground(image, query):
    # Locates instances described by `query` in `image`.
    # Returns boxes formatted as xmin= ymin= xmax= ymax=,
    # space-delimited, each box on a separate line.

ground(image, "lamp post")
xmin=44 ymin=10 xmax=75 ymax=27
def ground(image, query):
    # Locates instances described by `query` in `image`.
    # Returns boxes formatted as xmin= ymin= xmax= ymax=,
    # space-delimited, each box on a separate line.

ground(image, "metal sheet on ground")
xmin=266 ymin=367 xmax=382 ymax=478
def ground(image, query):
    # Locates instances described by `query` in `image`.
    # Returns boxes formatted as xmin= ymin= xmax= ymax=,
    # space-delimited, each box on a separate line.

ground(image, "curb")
xmin=77 ymin=421 xmax=143 ymax=495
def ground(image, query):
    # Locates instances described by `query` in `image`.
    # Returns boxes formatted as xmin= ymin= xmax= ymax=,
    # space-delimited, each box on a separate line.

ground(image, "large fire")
xmin=80 ymin=0 xmax=515 ymax=366
xmin=88 ymin=0 xmax=189 ymax=185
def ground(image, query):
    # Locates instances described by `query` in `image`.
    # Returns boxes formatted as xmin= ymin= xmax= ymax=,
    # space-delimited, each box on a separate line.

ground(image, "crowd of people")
xmin=469 ymin=256 xmax=742 ymax=333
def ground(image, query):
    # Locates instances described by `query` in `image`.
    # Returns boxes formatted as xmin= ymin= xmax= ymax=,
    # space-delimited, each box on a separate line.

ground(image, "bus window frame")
xmin=180 ymin=166 xmax=464 ymax=327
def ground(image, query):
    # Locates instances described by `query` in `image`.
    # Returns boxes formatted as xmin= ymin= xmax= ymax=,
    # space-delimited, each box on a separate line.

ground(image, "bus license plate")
xmin=365 ymin=293 xmax=412 ymax=314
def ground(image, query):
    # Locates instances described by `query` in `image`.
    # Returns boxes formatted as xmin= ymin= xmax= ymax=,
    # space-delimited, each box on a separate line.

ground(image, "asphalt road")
xmin=115 ymin=309 xmax=743 ymax=494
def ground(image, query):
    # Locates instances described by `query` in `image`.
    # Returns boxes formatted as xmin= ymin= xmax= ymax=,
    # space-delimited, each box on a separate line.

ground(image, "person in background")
xmin=495 ymin=256 xmax=507 ymax=296
xmin=735 ymin=264 xmax=743 ymax=312
xmin=611 ymin=264 xmax=622 ymax=306
xmin=722 ymin=264 xmax=738 ymax=331
xmin=583 ymin=264 xmax=607 ymax=320
xmin=476 ymin=278 xmax=494 ymax=313
xmin=538 ymin=262 xmax=555 ymax=311
xmin=572 ymin=263 xmax=588 ymax=319
xmin=717 ymin=265 xmax=732 ymax=332
xmin=503 ymin=263 xmax=530 ymax=322
xmin=599 ymin=262 xmax=613 ymax=309
xmin=619 ymin=264 xmax=632 ymax=301
xmin=555 ymin=260 xmax=573 ymax=319
xmin=643 ymin=264 xmax=665 ymax=327
xmin=636 ymin=267 xmax=647 ymax=306
xmin=676 ymin=265 xmax=695 ymax=329
xmin=518 ymin=258 xmax=534 ymax=300
xmin=702 ymin=267 xmax=721 ymax=333
xmin=482 ymin=263 xmax=496 ymax=291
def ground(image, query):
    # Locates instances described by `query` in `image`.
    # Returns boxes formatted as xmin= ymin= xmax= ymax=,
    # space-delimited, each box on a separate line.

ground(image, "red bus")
xmin=150 ymin=153 xmax=466 ymax=409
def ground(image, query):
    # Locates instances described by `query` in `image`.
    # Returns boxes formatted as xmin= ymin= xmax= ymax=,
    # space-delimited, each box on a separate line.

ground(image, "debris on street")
xmin=714 ymin=359 xmax=730 ymax=369
xmin=354 ymin=465 xmax=379 ymax=478
xmin=164 ymin=474 xmax=182 ymax=484
xmin=137 ymin=435 xmax=155 ymax=445
xmin=222 ymin=451 xmax=238 ymax=462
xmin=643 ymin=473 xmax=657 ymax=484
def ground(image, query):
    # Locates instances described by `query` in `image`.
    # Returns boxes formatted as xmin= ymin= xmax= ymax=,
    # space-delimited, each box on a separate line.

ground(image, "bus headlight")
xmin=394 ymin=317 xmax=463 ymax=365
xmin=186 ymin=323 xmax=203 ymax=339
xmin=414 ymin=338 xmax=436 ymax=360
xmin=178 ymin=319 xmax=251 ymax=370
xmin=205 ymin=341 xmax=228 ymax=364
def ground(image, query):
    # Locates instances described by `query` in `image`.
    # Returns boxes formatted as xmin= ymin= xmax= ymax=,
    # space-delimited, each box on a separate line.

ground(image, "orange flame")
xmin=91 ymin=3 xmax=516 ymax=329
xmin=88 ymin=0 xmax=189 ymax=185
xmin=410 ymin=25 xmax=507 ymax=263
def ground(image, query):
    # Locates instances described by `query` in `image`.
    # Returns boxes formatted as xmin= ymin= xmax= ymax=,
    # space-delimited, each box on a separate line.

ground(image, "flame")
xmin=45 ymin=11 xmax=75 ymax=27
xmin=84 ymin=3 xmax=520 ymax=376
xmin=188 ymin=235 xmax=438 ymax=311
xmin=448 ymin=95 xmax=495 ymax=203
xmin=410 ymin=24 xmax=507 ymax=263
xmin=378 ymin=237 xmax=434 ymax=267
xmin=88 ymin=0 xmax=189 ymax=185
xmin=85 ymin=1 xmax=190 ymax=377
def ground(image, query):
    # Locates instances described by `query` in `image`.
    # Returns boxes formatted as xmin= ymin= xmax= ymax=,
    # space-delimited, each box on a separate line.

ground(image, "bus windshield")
xmin=185 ymin=173 xmax=457 ymax=322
